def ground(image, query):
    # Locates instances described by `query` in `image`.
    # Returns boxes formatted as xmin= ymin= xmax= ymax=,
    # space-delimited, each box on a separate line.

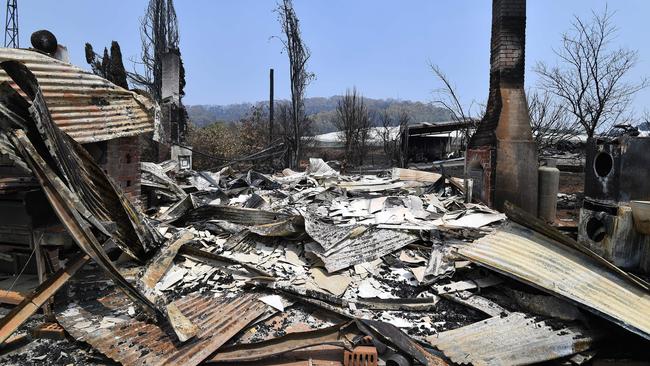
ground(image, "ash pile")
xmin=0 ymin=63 xmax=648 ymax=366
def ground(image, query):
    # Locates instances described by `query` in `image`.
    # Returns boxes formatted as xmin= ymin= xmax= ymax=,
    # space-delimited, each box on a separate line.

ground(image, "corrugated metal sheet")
xmin=57 ymin=290 xmax=269 ymax=366
xmin=457 ymin=222 xmax=650 ymax=340
xmin=0 ymin=48 xmax=153 ymax=143
xmin=303 ymin=211 xmax=418 ymax=272
xmin=427 ymin=312 xmax=600 ymax=365
xmin=1 ymin=61 xmax=161 ymax=260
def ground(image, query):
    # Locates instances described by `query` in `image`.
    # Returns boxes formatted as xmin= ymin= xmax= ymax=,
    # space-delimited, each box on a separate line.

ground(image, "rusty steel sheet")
xmin=11 ymin=129 xmax=158 ymax=318
xmin=457 ymin=222 xmax=650 ymax=340
xmin=57 ymin=291 xmax=269 ymax=366
xmin=426 ymin=312 xmax=601 ymax=365
xmin=0 ymin=48 xmax=153 ymax=143
xmin=504 ymin=202 xmax=649 ymax=291
xmin=0 ymin=60 xmax=161 ymax=259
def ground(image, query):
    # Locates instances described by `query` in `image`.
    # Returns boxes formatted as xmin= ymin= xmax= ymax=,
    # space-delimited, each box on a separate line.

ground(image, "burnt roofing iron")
xmin=457 ymin=222 xmax=650 ymax=340
xmin=57 ymin=290 xmax=269 ymax=366
xmin=427 ymin=312 xmax=601 ymax=365
xmin=0 ymin=48 xmax=154 ymax=143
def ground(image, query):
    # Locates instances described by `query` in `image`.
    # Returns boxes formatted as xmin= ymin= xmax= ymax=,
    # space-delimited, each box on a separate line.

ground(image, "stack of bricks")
xmin=102 ymin=136 xmax=141 ymax=203
xmin=466 ymin=0 xmax=527 ymax=207
xmin=471 ymin=0 xmax=526 ymax=148
xmin=490 ymin=0 xmax=526 ymax=86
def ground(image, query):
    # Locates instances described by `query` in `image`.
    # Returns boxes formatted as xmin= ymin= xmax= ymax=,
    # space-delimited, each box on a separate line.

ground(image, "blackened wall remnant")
xmin=158 ymin=50 xmax=192 ymax=169
xmin=466 ymin=0 xmax=538 ymax=214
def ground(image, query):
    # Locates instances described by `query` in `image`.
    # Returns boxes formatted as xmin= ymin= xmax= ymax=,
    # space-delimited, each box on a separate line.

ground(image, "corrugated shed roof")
xmin=457 ymin=222 xmax=650 ymax=340
xmin=427 ymin=312 xmax=600 ymax=365
xmin=0 ymin=48 xmax=154 ymax=143
xmin=57 ymin=290 xmax=269 ymax=366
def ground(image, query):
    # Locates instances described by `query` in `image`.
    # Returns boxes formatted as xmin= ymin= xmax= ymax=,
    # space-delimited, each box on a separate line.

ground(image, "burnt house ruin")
xmin=0 ymin=47 xmax=154 ymax=275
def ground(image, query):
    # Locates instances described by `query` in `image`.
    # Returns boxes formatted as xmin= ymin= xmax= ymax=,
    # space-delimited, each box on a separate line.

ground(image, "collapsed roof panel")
xmin=0 ymin=48 xmax=154 ymax=144
xmin=458 ymin=222 xmax=650 ymax=340
xmin=56 ymin=290 xmax=269 ymax=366
xmin=0 ymin=60 xmax=161 ymax=259
xmin=427 ymin=312 xmax=601 ymax=365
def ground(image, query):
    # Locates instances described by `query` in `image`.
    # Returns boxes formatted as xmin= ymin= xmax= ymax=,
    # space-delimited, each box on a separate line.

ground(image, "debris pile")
xmin=0 ymin=62 xmax=648 ymax=366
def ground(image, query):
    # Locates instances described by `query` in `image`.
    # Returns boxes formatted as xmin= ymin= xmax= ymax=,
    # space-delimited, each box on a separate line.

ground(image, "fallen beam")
xmin=208 ymin=322 xmax=355 ymax=363
xmin=12 ymin=130 xmax=159 ymax=318
xmin=0 ymin=253 xmax=89 ymax=344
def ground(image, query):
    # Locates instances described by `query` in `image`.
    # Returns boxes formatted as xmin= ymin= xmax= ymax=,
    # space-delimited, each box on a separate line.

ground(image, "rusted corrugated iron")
xmin=57 ymin=291 xmax=269 ymax=366
xmin=504 ymin=201 xmax=649 ymax=291
xmin=457 ymin=222 xmax=650 ymax=340
xmin=0 ymin=60 xmax=161 ymax=259
xmin=0 ymin=48 xmax=154 ymax=143
xmin=427 ymin=312 xmax=601 ymax=365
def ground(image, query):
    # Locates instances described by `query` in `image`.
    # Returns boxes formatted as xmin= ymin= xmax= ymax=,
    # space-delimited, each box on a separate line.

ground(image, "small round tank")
xmin=31 ymin=30 xmax=58 ymax=54
xmin=538 ymin=158 xmax=560 ymax=223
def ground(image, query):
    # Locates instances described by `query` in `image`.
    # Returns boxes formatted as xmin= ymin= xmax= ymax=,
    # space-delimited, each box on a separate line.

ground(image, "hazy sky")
xmin=18 ymin=0 xmax=650 ymax=112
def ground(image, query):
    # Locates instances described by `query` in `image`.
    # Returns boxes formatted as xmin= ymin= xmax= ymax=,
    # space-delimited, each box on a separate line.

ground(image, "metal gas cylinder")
xmin=538 ymin=158 xmax=560 ymax=223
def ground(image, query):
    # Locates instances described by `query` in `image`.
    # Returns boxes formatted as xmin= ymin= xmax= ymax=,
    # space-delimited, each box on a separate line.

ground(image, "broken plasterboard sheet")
xmin=357 ymin=278 xmax=397 ymax=299
xmin=374 ymin=207 xmax=408 ymax=225
xmin=398 ymin=250 xmax=427 ymax=264
xmin=432 ymin=275 xmax=502 ymax=294
xmin=156 ymin=266 xmax=188 ymax=291
xmin=307 ymin=158 xmax=339 ymax=178
xmin=440 ymin=211 xmax=506 ymax=228
xmin=354 ymin=259 xmax=383 ymax=277
xmin=259 ymin=295 xmax=285 ymax=312
xmin=410 ymin=266 xmax=426 ymax=283
xmin=307 ymin=268 xmax=352 ymax=297
xmin=279 ymin=245 xmax=307 ymax=267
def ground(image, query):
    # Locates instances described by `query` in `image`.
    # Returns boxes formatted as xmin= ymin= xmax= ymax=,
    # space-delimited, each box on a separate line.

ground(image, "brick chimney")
xmin=466 ymin=0 xmax=538 ymax=214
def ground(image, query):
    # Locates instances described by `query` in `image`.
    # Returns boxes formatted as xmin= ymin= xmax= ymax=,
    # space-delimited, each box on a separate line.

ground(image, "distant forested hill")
xmin=187 ymin=96 xmax=452 ymax=134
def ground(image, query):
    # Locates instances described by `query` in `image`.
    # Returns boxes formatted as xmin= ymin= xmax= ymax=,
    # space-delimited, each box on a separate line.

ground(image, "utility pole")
xmin=4 ymin=0 xmax=18 ymax=48
xmin=269 ymin=68 xmax=274 ymax=145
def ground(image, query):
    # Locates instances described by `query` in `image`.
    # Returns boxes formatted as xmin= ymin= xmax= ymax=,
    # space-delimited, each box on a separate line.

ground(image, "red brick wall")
xmin=102 ymin=136 xmax=141 ymax=204
xmin=470 ymin=0 xmax=526 ymax=149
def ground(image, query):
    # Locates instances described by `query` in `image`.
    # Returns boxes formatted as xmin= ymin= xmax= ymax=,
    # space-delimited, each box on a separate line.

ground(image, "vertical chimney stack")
xmin=466 ymin=0 xmax=538 ymax=214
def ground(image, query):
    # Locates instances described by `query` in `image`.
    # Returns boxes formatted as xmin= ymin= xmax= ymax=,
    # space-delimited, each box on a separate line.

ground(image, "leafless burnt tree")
xmin=379 ymin=109 xmax=410 ymax=167
xmin=334 ymin=88 xmax=371 ymax=166
xmin=535 ymin=7 xmax=648 ymax=140
xmin=430 ymin=63 xmax=477 ymax=150
xmin=527 ymin=90 xmax=580 ymax=154
xmin=276 ymin=0 xmax=314 ymax=168
xmin=131 ymin=0 xmax=180 ymax=102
